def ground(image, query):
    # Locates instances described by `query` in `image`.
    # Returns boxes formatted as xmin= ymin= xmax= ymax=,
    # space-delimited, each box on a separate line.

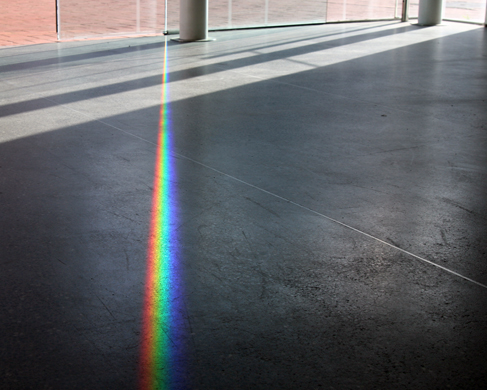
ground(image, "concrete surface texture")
xmin=1 ymin=20 xmax=487 ymax=390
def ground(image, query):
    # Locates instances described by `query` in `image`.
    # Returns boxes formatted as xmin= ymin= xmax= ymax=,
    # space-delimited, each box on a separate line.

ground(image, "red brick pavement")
xmin=0 ymin=0 xmax=485 ymax=47
xmin=0 ymin=0 xmax=57 ymax=46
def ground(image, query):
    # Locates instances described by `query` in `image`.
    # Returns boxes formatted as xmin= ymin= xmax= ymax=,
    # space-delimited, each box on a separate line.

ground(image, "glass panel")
xmin=409 ymin=1 xmax=420 ymax=18
xmin=326 ymin=0 xmax=397 ymax=22
xmin=208 ymin=0 xmax=327 ymax=30
xmin=58 ymin=0 xmax=165 ymax=40
xmin=444 ymin=0 xmax=487 ymax=23
xmin=169 ymin=1 xmax=326 ymax=37
xmin=228 ymin=0 xmax=267 ymax=28
xmin=208 ymin=0 xmax=230 ymax=29
xmin=57 ymin=0 xmax=438 ymax=41
xmin=267 ymin=0 xmax=327 ymax=25
xmin=166 ymin=0 xmax=180 ymax=31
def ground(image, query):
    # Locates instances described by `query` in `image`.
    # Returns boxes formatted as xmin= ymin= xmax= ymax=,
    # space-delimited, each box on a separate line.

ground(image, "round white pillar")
xmin=176 ymin=0 xmax=213 ymax=42
xmin=418 ymin=0 xmax=444 ymax=26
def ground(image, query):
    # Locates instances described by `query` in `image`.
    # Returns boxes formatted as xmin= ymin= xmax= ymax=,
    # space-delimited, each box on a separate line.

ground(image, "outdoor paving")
xmin=0 ymin=0 xmax=57 ymax=46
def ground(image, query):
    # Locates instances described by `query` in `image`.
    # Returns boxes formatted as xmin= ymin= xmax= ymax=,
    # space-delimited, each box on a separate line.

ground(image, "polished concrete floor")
xmin=1 ymin=21 xmax=487 ymax=389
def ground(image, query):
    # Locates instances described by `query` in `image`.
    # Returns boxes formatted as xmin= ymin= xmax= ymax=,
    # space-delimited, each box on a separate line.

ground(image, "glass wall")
xmin=58 ymin=0 xmax=486 ymax=41
xmin=166 ymin=0 xmax=179 ymax=31
xmin=444 ymin=0 xmax=487 ymax=23
xmin=408 ymin=1 xmax=420 ymax=19
xmin=407 ymin=0 xmax=486 ymax=22
xmin=58 ymin=0 xmax=165 ymax=40
xmin=326 ymin=0 xmax=398 ymax=22
xmin=204 ymin=0 xmax=328 ymax=30
xmin=268 ymin=0 xmax=328 ymax=25
xmin=206 ymin=0 xmax=394 ymax=30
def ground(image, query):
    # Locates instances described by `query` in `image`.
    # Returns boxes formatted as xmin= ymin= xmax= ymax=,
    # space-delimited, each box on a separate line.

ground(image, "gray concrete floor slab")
xmin=1 ymin=21 xmax=487 ymax=389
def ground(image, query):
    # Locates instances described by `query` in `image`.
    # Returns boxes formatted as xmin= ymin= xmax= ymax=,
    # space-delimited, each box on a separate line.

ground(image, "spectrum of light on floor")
xmin=139 ymin=38 xmax=181 ymax=390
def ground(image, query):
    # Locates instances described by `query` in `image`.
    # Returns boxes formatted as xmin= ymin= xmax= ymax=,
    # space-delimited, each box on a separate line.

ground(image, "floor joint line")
xmin=39 ymin=74 xmax=487 ymax=292
xmin=175 ymin=152 xmax=487 ymax=291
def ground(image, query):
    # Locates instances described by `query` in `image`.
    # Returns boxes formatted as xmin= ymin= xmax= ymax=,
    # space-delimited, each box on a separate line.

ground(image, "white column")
xmin=418 ymin=0 xmax=444 ymax=25
xmin=177 ymin=0 xmax=212 ymax=42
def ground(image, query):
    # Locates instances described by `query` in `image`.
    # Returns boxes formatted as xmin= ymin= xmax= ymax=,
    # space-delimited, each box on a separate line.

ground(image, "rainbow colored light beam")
xmin=139 ymin=38 xmax=183 ymax=390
